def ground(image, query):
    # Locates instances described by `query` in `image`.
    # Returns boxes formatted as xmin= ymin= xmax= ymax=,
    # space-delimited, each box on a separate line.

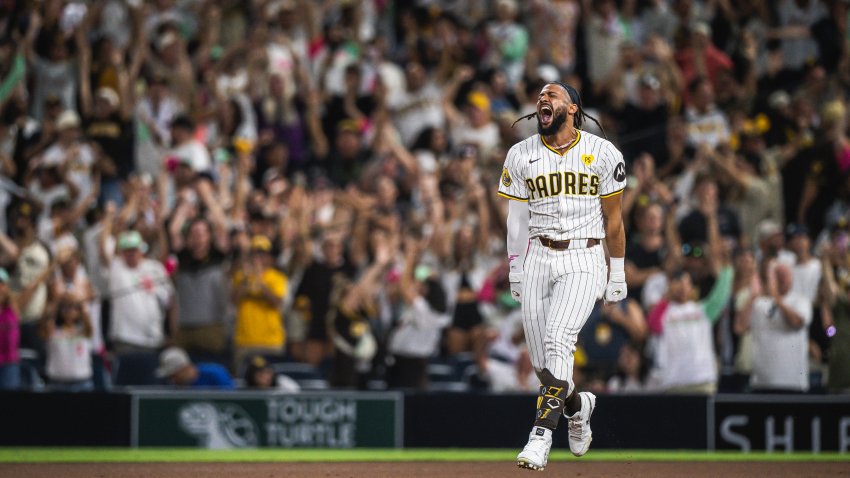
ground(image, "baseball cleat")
xmin=565 ymin=392 xmax=596 ymax=457
xmin=516 ymin=426 xmax=552 ymax=471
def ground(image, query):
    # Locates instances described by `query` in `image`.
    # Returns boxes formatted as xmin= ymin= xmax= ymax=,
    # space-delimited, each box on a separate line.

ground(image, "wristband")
xmin=610 ymin=257 xmax=625 ymax=281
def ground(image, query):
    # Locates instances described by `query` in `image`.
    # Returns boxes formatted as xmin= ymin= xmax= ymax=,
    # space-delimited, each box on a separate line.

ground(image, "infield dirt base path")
xmin=1 ymin=461 xmax=847 ymax=477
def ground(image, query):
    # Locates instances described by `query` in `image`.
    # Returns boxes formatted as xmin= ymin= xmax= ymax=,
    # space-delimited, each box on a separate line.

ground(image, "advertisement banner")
xmin=713 ymin=395 xmax=850 ymax=452
xmin=131 ymin=391 xmax=403 ymax=448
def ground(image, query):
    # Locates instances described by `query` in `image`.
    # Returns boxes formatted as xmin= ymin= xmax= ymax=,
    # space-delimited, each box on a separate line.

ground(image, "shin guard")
xmin=533 ymin=369 xmax=568 ymax=430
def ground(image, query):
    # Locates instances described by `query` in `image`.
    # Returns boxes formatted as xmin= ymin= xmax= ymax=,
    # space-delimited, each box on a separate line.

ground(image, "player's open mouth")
xmin=539 ymin=105 xmax=553 ymax=125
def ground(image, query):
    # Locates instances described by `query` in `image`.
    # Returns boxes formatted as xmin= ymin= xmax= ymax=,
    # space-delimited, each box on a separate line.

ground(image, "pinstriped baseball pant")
xmin=521 ymin=238 xmax=607 ymax=394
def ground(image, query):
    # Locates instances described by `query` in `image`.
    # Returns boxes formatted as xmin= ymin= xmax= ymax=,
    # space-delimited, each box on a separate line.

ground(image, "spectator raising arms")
xmin=385 ymin=237 xmax=451 ymax=390
xmin=231 ymin=235 xmax=287 ymax=371
xmin=100 ymin=226 xmax=175 ymax=356
xmin=647 ymin=198 xmax=734 ymax=394
xmin=41 ymin=297 xmax=93 ymax=392
xmin=737 ymin=262 xmax=812 ymax=392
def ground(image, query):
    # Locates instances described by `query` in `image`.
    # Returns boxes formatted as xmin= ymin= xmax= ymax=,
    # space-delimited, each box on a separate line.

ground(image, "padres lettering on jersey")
xmin=498 ymin=131 xmax=627 ymax=241
xmin=525 ymin=171 xmax=600 ymax=199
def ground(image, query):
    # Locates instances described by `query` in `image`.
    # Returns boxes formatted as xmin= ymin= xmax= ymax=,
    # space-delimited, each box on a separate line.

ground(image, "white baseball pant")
xmin=521 ymin=238 xmax=607 ymax=395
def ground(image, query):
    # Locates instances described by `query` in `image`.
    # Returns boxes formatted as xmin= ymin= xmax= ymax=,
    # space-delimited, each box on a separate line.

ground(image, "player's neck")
xmin=544 ymin=126 xmax=578 ymax=151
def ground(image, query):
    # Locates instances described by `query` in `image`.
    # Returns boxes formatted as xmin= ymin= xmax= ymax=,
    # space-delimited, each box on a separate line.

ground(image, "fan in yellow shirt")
xmin=232 ymin=235 xmax=287 ymax=371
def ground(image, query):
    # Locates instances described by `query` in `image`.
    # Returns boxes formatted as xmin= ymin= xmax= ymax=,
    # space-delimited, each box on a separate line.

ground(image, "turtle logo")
xmin=178 ymin=402 xmax=259 ymax=449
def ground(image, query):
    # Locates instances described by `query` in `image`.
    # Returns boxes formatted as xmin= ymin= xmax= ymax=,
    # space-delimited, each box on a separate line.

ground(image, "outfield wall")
xmin=0 ymin=391 xmax=848 ymax=452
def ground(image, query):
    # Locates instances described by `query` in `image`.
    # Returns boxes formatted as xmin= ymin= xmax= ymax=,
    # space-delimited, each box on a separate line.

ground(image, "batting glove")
xmin=605 ymin=257 xmax=627 ymax=303
xmin=509 ymin=272 xmax=522 ymax=302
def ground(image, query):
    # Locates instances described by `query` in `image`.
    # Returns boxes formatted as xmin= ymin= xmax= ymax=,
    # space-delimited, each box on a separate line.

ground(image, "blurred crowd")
xmin=0 ymin=0 xmax=848 ymax=395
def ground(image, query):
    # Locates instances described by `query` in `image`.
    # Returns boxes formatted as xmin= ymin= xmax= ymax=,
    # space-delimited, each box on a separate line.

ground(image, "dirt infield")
xmin=1 ymin=461 xmax=847 ymax=478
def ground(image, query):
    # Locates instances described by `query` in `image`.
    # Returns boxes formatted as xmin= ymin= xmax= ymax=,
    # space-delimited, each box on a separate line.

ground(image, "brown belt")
xmin=538 ymin=237 xmax=600 ymax=250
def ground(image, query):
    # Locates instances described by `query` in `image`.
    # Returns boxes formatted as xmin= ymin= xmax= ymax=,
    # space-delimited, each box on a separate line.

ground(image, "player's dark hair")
xmin=511 ymin=82 xmax=606 ymax=137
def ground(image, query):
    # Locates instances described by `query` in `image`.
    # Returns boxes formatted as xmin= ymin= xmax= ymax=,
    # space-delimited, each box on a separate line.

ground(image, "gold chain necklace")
xmin=550 ymin=131 xmax=577 ymax=150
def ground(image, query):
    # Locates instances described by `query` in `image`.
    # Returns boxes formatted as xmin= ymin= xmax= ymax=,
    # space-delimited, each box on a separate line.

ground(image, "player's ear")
xmin=567 ymin=103 xmax=578 ymax=115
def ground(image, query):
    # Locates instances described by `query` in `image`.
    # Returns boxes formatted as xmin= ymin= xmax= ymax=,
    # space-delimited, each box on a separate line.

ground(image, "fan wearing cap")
xmin=442 ymin=67 xmax=500 ymax=158
xmin=778 ymin=223 xmax=823 ymax=311
xmin=34 ymin=109 xmax=98 ymax=207
xmin=242 ymin=354 xmax=299 ymax=392
xmin=231 ymin=235 xmax=288 ymax=371
xmin=614 ymin=72 xmax=669 ymax=163
xmin=755 ymin=219 xmax=795 ymax=267
xmin=156 ymin=346 xmax=234 ymax=389
xmin=101 ymin=230 xmax=175 ymax=354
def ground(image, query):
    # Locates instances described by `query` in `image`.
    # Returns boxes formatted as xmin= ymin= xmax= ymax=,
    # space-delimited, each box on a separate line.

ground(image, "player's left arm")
xmin=601 ymin=193 xmax=626 ymax=258
xmin=601 ymin=192 xmax=627 ymax=303
xmin=599 ymin=143 xmax=628 ymax=303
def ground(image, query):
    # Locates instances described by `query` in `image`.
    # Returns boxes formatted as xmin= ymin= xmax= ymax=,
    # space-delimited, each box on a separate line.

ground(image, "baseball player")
xmin=499 ymin=82 xmax=627 ymax=470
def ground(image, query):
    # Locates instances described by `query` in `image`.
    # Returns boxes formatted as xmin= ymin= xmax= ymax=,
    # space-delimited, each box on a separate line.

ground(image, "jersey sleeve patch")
xmin=501 ymin=167 xmax=512 ymax=187
xmin=498 ymin=145 xmax=530 ymax=200
xmin=613 ymin=162 xmax=626 ymax=182
xmin=598 ymin=142 xmax=627 ymax=197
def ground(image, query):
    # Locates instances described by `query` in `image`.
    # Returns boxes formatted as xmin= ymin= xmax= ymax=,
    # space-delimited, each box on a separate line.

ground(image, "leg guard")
xmin=533 ymin=368 xmax=568 ymax=430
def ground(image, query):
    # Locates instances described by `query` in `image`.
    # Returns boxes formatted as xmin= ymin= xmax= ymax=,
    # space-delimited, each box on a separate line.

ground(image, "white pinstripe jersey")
xmin=498 ymin=130 xmax=627 ymax=241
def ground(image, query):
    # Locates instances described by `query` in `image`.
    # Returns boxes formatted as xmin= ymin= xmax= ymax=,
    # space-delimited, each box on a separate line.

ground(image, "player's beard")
xmin=537 ymin=107 xmax=568 ymax=136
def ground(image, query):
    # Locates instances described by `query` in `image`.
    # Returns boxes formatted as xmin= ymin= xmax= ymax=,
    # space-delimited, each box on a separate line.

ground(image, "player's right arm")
xmin=498 ymin=145 xmax=530 ymax=302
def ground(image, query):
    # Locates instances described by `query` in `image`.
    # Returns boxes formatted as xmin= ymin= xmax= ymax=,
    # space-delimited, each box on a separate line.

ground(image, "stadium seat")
xmin=427 ymin=361 xmax=470 ymax=392
xmin=112 ymin=352 xmax=161 ymax=386
xmin=271 ymin=362 xmax=329 ymax=390
xmin=18 ymin=349 xmax=45 ymax=391
xmin=91 ymin=354 xmax=113 ymax=391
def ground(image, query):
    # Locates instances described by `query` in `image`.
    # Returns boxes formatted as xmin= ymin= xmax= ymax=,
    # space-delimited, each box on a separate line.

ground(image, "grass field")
xmin=0 ymin=448 xmax=847 ymax=463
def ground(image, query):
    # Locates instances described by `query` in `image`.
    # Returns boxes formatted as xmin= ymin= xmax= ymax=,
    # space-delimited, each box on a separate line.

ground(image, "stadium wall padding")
xmin=1 ymin=391 xmax=848 ymax=451
xmin=0 ymin=391 xmax=132 ymax=446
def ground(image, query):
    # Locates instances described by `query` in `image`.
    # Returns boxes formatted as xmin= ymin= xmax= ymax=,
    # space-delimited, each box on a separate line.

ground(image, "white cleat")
xmin=517 ymin=426 xmax=552 ymax=471
xmin=566 ymin=392 xmax=596 ymax=457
